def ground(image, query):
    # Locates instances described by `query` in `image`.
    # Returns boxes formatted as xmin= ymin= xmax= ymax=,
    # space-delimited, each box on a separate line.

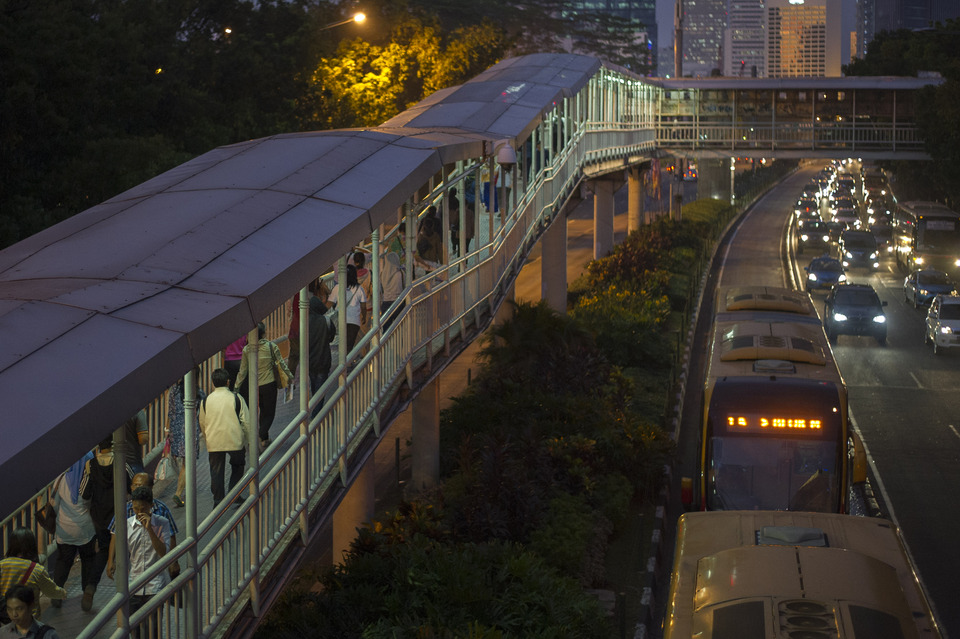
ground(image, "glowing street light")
xmin=321 ymin=12 xmax=366 ymax=31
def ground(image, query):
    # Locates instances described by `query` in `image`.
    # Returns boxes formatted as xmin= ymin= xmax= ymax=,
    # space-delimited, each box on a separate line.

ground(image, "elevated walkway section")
xmin=649 ymin=75 xmax=940 ymax=159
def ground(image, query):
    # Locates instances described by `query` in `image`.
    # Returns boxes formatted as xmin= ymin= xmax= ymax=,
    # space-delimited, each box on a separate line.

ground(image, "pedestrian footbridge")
xmin=0 ymin=53 xmax=940 ymax=638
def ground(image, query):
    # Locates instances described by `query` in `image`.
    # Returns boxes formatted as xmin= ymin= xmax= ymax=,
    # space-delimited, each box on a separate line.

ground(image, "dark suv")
xmin=824 ymin=284 xmax=888 ymax=345
xmin=839 ymin=230 xmax=879 ymax=270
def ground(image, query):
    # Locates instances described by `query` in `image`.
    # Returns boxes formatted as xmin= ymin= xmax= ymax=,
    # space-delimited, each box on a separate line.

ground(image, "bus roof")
xmin=665 ymin=511 xmax=941 ymax=639
xmin=718 ymin=286 xmax=817 ymax=315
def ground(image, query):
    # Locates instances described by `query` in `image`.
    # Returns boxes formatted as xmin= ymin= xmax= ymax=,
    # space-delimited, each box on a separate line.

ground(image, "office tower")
xmin=683 ymin=0 xmax=727 ymax=76
xmin=724 ymin=0 xmax=766 ymax=77
xmin=766 ymin=0 xmax=843 ymax=77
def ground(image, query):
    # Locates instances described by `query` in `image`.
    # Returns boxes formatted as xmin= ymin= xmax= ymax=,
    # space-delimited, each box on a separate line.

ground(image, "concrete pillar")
xmin=410 ymin=377 xmax=440 ymax=493
xmin=627 ymin=166 xmax=642 ymax=234
xmin=593 ymin=179 xmax=615 ymax=259
xmin=541 ymin=213 xmax=568 ymax=314
xmin=332 ymin=461 xmax=375 ymax=565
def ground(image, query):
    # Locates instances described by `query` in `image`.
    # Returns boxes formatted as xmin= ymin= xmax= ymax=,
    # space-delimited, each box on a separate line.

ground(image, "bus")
xmin=688 ymin=286 xmax=866 ymax=513
xmin=893 ymin=201 xmax=960 ymax=274
xmin=663 ymin=511 xmax=942 ymax=639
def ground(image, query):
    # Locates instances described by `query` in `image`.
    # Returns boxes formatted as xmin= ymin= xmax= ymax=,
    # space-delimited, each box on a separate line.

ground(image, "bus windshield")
xmin=707 ymin=436 xmax=840 ymax=512
xmin=918 ymin=218 xmax=960 ymax=251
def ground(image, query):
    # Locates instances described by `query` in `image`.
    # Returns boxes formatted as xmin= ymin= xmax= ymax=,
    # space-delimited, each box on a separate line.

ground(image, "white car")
xmin=924 ymin=295 xmax=960 ymax=354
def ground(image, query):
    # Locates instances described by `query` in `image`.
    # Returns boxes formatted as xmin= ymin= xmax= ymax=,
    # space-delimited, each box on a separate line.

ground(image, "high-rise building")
xmin=724 ymin=0 xmax=766 ymax=77
xmin=766 ymin=0 xmax=843 ymax=77
xmin=681 ymin=0 xmax=727 ymax=76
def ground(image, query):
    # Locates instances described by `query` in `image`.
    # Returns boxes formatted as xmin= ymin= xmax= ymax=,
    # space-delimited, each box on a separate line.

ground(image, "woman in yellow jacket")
xmin=236 ymin=322 xmax=293 ymax=451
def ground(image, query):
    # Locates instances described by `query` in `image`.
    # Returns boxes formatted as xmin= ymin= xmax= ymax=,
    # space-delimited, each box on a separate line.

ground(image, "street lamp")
xmin=321 ymin=12 xmax=366 ymax=31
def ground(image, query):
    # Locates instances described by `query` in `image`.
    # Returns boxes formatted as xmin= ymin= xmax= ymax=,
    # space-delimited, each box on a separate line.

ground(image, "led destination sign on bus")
xmin=726 ymin=415 xmax=822 ymax=431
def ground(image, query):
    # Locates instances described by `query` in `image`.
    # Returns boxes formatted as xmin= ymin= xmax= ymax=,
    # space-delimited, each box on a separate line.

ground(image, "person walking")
xmin=308 ymin=281 xmax=336 ymax=418
xmin=198 ymin=368 xmax=250 ymax=506
xmin=380 ymin=251 xmax=405 ymax=329
xmin=235 ymin=323 xmax=292 ymax=450
xmin=0 ymin=529 xmax=66 ymax=622
xmin=106 ymin=486 xmax=170 ymax=639
xmin=166 ymin=374 xmax=203 ymax=508
xmin=327 ymin=265 xmax=367 ymax=353
xmin=51 ymin=453 xmax=98 ymax=612
xmin=79 ymin=435 xmax=123 ymax=596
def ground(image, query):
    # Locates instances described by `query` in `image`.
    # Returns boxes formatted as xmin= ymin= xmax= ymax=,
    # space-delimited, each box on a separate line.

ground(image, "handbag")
xmin=271 ymin=343 xmax=290 ymax=389
xmin=37 ymin=476 xmax=62 ymax=535
xmin=154 ymin=439 xmax=177 ymax=490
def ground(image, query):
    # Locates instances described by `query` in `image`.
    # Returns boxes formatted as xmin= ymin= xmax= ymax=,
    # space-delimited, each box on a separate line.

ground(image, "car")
xmin=797 ymin=220 xmax=831 ymax=254
xmin=903 ymin=269 xmax=957 ymax=307
xmin=870 ymin=223 xmax=894 ymax=254
xmin=824 ymin=284 xmax=888 ymax=345
xmin=804 ymin=254 xmax=846 ymax=291
xmin=830 ymin=196 xmax=857 ymax=216
xmin=925 ymin=295 xmax=960 ymax=354
xmin=839 ymin=229 xmax=880 ymax=269
xmin=825 ymin=220 xmax=845 ymax=243
xmin=795 ymin=197 xmax=820 ymax=218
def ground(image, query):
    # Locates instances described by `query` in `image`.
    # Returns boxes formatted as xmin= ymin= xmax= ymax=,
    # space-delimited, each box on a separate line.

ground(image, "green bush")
xmin=257 ymin=537 xmax=610 ymax=639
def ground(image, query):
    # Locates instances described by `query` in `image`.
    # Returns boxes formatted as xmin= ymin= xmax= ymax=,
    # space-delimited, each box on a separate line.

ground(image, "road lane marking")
xmin=909 ymin=372 xmax=924 ymax=389
xmin=949 ymin=425 xmax=960 ymax=441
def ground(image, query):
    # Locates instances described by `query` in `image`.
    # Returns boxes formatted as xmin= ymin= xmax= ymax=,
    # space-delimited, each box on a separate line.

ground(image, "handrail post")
xmin=183 ymin=368 xmax=200 ymax=635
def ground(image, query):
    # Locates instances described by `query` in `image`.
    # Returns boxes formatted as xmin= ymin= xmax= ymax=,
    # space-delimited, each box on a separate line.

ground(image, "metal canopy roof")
xmin=0 ymin=53 xmax=609 ymax=517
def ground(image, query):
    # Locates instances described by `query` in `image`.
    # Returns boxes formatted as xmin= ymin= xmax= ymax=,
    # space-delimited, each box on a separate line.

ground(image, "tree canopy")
xmin=844 ymin=20 xmax=960 ymax=205
xmin=0 ymin=0 xmax=652 ymax=250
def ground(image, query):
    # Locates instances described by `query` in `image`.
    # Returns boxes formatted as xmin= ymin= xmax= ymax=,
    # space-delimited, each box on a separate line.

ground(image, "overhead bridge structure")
xmin=0 ymin=53 xmax=940 ymax=638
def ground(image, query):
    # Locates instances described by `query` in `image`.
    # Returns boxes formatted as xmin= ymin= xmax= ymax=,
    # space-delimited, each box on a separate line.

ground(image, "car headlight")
xmin=940 ymin=325 xmax=953 ymax=334
xmin=916 ymin=257 xmax=924 ymax=265
xmin=920 ymin=289 xmax=930 ymax=296
xmin=808 ymin=273 xmax=818 ymax=281
xmin=845 ymin=251 xmax=853 ymax=258
xmin=873 ymin=315 xmax=886 ymax=324
xmin=838 ymin=274 xmax=847 ymax=282
xmin=870 ymin=252 xmax=878 ymax=259
xmin=833 ymin=312 xmax=848 ymax=321
xmin=801 ymin=234 xmax=809 ymax=241
xmin=822 ymin=235 xmax=830 ymax=242
xmin=955 ymin=259 xmax=960 ymax=267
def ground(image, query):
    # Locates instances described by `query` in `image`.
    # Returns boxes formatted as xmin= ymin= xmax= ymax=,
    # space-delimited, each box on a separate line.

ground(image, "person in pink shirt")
xmin=223 ymin=335 xmax=246 ymax=391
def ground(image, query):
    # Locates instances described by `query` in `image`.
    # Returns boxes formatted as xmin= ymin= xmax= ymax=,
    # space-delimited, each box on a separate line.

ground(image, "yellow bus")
xmin=691 ymin=286 xmax=866 ymax=512
xmin=663 ymin=511 xmax=942 ymax=639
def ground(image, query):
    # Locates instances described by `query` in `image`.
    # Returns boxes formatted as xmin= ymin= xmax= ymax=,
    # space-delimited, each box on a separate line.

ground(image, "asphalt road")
xmin=703 ymin=163 xmax=958 ymax=639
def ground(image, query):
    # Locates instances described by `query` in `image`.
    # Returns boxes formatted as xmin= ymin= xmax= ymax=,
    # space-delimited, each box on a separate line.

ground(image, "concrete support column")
xmin=410 ymin=377 xmax=440 ymax=494
xmin=332 ymin=462 xmax=375 ymax=565
xmin=541 ymin=213 xmax=568 ymax=314
xmin=592 ymin=179 xmax=615 ymax=259
xmin=627 ymin=166 xmax=642 ymax=234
